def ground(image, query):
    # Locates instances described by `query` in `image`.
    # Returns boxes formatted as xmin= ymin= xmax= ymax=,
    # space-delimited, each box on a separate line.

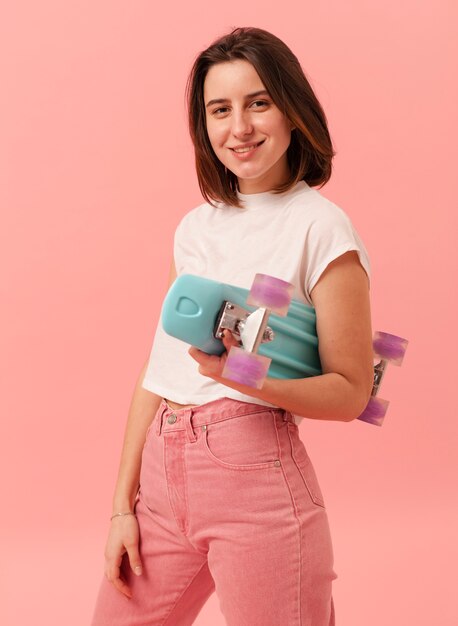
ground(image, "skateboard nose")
xmin=177 ymin=297 xmax=200 ymax=316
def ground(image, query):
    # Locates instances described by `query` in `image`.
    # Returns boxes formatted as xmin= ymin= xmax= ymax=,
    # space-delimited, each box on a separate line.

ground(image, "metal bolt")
xmin=263 ymin=328 xmax=275 ymax=341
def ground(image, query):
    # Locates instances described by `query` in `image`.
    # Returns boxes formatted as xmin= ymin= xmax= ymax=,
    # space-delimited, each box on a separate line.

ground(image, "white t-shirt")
xmin=142 ymin=180 xmax=371 ymax=425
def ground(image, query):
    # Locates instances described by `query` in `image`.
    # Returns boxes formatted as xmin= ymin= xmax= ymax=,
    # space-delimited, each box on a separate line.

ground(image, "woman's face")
xmin=204 ymin=59 xmax=294 ymax=194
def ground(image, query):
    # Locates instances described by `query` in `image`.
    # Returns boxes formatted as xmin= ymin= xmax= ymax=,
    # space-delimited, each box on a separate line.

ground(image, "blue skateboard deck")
xmin=161 ymin=274 xmax=408 ymax=426
xmin=161 ymin=274 xmax=322 ymax=380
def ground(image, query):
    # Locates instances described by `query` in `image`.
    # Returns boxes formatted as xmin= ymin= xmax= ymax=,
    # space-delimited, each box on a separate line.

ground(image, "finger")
xmin=112 ymin=575 xmax=132 ymax=599
xmin=105 ymin=561 xmax=132 ymax=599
xmin=188 ymin=346 xmax=218 ymax=366
xmin=125 ymin=542 xmax=143 ymax=577
xmin=188 ymin=346 xmax=202 ymax=361
xmin=221 ymin=329 xmax=240 ymax=351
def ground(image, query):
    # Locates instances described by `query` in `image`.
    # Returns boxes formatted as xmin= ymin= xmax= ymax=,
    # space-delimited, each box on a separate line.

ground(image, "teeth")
xmin=233 ymin=142 xmax=261 ymax=153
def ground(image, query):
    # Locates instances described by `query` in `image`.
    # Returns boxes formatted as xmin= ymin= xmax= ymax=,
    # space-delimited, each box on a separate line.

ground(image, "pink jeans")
xmin=91 ymin=397 xmax=337 ymax=626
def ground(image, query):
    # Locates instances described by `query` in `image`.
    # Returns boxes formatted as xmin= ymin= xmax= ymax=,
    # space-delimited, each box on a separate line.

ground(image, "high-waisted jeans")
xmin=91 ymin=397 xmax=337 ymax=626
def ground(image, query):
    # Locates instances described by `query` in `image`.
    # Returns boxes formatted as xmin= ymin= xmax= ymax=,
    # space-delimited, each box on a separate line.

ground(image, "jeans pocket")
xmin=201 ymin=409 xmax=281 ymax=470
xmin=287 ymin=423 xmax=326 ymax=508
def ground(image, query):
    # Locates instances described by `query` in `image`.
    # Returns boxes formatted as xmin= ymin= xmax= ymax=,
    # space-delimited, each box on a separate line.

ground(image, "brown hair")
xmin=185 ymin=26 xmax=336 ymax=208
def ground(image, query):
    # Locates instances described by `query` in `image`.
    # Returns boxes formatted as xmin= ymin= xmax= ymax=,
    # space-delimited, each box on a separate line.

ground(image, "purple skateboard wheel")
xmin=356 ymin=396 xmax=390 ymax=427
xmin=247 ymin=273 xmax=294 ymax=316
xmin=222 ymin=346 xmax=271 ymax=389
xmin=373 ymin=331 xmax=408 ymax=365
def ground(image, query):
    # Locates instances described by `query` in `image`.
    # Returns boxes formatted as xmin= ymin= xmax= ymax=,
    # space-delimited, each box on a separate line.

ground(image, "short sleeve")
xmin=172 ymin=204 xmax=208 ymax=277
xmin=304 ymin=206 xmax=371 ymax=303
xmin=173 ymin=215 xmax=186 ymax=275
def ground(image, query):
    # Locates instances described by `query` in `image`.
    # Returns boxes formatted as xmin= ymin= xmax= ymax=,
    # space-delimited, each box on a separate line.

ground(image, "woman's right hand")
xmin=104 ymin=514 xmax=143 ymax=599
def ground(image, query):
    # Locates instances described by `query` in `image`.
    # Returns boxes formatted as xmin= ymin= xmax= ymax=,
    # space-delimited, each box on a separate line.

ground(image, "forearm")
xmin=189 ymin=322 xmax=374 ymax=422
xmin=255 ymin=372 xmax=369 ymax=421
xmin=111 ymin=359 xmax=162 ymax=512
xmin=211 ymin=371 xmax=371 ymax=422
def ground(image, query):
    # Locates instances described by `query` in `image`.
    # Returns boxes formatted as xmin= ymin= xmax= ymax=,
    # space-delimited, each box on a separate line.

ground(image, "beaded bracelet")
xmin=110 ymin=511 xmax=136 ymax=521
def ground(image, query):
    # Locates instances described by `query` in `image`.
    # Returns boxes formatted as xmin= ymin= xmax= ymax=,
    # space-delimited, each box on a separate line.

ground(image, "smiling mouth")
xmin=230 ymin=140 xmax=265 ymax=153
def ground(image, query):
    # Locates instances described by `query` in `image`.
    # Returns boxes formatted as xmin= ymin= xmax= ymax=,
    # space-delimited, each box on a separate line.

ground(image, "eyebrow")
xmin=205 ymin=90 xmax=270 ymax=108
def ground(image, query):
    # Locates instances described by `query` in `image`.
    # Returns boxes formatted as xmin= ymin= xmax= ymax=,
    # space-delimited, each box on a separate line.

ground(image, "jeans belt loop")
xmin=184 ymin=407 xmax=197 ymax=443
xmin=156 ymin=403 xmax=168 ymax=437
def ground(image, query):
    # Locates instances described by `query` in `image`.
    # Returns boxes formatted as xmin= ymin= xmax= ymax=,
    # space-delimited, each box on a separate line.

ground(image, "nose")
xmin=231 ymin=108 xmax=254 ymax=138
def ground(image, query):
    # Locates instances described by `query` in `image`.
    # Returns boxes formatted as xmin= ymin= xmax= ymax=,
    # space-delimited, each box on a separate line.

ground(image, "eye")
xmin=212 ymin=100 xmax=270 ymax=116
xmin=213 ymin=106 xmax=229 ymax=115
xmin=251 ymin=100 xmax=269 ymax=108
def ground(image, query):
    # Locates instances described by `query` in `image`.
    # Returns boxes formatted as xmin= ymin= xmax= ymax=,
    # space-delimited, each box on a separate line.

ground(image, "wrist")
xmin=112 ymin=491 xmax=138 ymax=514
xmin=110 ymin=510 xmax=136 ymax=521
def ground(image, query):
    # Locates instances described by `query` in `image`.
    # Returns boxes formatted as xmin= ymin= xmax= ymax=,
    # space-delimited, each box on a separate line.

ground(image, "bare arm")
xmin=189 ymin=251 xmax=374 ymax=422
xmin=111 ymin=259 xmax=178 ymax=512
xmin=104 ymin=259 xmax=177 ymax=598
xmin=110 ymin=359 xmax=163 ymax=513
xmin=249 ymin=250 xmax=373 ymax=420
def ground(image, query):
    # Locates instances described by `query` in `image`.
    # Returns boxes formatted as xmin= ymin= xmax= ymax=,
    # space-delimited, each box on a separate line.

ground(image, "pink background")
xmin=1 ymin=1 xmax=457 ymax=624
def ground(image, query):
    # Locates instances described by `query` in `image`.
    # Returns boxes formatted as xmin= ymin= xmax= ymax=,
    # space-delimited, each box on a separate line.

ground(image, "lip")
xmin=230 ymin=140 xmax=264 ymax=151
xmin=229 ymin=140 xmax=265 ymax=159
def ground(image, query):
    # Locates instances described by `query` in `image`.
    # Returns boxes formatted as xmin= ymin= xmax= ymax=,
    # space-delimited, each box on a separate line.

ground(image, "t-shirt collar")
xmin=235 ymin=180 xmax=308 ymax=210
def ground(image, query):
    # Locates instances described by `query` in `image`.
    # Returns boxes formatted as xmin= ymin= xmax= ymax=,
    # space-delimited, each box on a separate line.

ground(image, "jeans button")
xmin=274 ymin=460 xmax=281 ymax=467
xmin=167 ymin=413 xmax=177 ymax=424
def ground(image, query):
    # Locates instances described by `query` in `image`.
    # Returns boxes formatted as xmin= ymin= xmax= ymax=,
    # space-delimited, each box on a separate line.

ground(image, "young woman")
xmin=91 ymin=26 xmax=373 ymax=626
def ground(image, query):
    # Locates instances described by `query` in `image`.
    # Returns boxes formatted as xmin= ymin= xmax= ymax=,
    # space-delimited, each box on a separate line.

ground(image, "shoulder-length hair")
xmin=185 ymin=26 xmax=336 ymax=209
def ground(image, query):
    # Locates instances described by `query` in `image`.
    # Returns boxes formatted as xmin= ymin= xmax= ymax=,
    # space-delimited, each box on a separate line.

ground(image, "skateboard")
xmin=161 ymin=273 xmax=408 ymax=426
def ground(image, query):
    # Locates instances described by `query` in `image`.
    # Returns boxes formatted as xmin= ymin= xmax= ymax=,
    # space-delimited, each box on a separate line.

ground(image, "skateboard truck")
xmin=220 ymin=274 xmax=294 ymax=389
xmin=355 ymin=331 xmax=408 ymax=427
xmin=214 ymin=301 xmax=275 ymax=349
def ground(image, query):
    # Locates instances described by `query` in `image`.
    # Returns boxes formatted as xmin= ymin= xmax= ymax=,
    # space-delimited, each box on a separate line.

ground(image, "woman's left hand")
xmin=188 ymin=330 xmax=240 ymax=381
